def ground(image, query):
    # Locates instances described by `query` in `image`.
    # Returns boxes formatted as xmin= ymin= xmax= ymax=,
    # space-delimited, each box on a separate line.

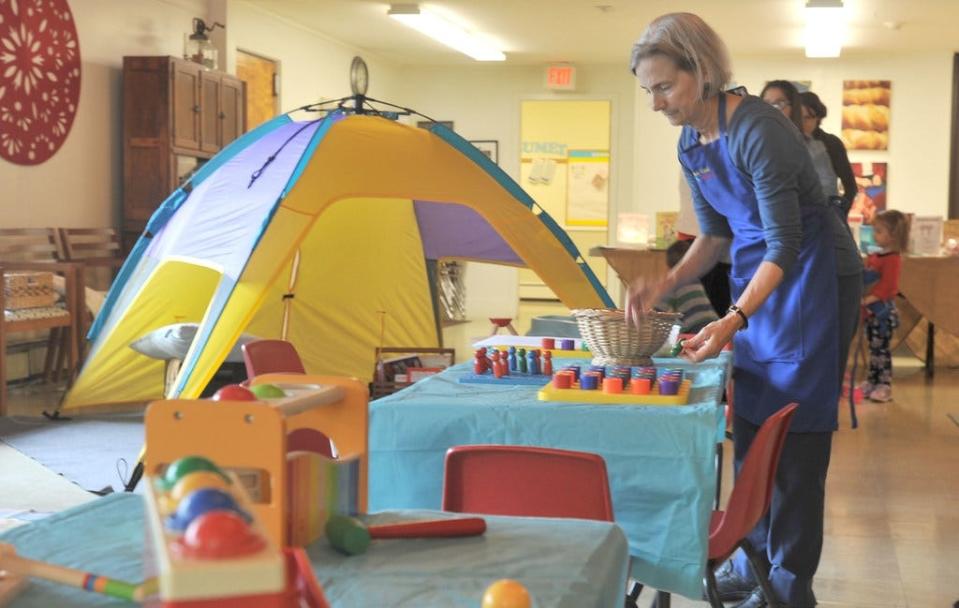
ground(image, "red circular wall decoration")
xmin=0 ymin=0 xmax=81 ymax=165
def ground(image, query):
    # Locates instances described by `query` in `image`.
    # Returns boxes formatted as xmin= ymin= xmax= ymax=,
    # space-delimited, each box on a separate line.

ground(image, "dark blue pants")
xmin=731 ymin=415 xmax=833 ymax=607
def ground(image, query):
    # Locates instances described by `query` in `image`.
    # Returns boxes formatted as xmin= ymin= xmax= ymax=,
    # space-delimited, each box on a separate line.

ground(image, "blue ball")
xmin=165 ymin=487 xmax=249 ymax=532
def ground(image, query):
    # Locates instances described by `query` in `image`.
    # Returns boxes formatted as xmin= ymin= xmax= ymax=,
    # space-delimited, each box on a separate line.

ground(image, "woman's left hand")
xmin=678 ymin=315 xmax=739 ymax=362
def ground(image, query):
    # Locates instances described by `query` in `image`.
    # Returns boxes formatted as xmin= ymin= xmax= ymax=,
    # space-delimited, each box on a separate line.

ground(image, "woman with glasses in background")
xmin=763 ymin=78 xmax=863 ymax=450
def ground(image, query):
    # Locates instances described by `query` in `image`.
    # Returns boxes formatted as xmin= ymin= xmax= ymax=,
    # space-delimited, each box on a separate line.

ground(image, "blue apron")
xmin=681 ymin=95 xmax=839 ymax=432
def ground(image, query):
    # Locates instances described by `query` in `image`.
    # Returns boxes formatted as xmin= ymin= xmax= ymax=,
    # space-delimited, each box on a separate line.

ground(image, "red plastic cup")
xmin=602 ymin=377 xmax=623 ymax=394
xmin=631 ymin=378 xmax=652 ymax=395
xmin=554 ymin=372 xmax=573 ymax=389
xmin=541 ymin=338 xmax=555 ymax=350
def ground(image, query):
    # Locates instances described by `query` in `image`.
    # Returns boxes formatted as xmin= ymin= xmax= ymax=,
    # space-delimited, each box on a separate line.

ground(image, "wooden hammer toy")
xmin=324 ymin=515 xmax=487 ymax=555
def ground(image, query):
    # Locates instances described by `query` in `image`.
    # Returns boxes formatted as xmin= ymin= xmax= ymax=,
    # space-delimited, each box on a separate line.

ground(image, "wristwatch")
xmin=727 ymin=305 xmax=749 ymax=330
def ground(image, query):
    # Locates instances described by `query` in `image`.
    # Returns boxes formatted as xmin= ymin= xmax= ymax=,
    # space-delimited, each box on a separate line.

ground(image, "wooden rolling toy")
xmin=145 ymin=374 xmax=368 ymax=549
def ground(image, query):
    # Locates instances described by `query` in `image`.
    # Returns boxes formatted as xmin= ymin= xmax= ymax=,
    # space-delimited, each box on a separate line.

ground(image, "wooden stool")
xmin=489 ymin=318 xmax=517 ymax=336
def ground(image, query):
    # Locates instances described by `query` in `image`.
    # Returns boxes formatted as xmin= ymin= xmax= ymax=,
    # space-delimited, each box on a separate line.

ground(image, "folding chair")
xmin=442 ymin=444 xmax=614 ymax=521
xmin=442 ymin=445 xmax=646 ymax=604
xmin=703 ymin=403 xmax=799 ymax=608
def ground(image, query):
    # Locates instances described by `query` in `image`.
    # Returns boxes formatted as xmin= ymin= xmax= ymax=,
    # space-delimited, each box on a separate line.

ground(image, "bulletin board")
xmin=519 ymin=99 xmax=611 ymax=299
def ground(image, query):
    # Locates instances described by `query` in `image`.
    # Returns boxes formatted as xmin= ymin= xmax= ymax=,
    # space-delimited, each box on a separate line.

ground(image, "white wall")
xmin=0 ymin=0 xmax=204 ymax=227
xmin=393 ymin=63 xmax=635 ymax=221
xmin=228 ymin=1 xmax=404 ymax=114
xmin=0 ymin=0 xmax=403 ymax=228
xmin=632 ymin=51 xmax=953 ymax=221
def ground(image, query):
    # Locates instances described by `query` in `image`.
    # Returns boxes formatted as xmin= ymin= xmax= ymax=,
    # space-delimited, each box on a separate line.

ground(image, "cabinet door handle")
xmin=193 ymin=105 xmax=200 ymax=113
xmin=219 ymin=112 xmax=226 ymax=119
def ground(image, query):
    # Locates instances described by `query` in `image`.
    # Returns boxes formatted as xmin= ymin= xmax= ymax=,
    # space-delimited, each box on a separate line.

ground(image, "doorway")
xmin=237 ymin=50 xmax=279 ymax=130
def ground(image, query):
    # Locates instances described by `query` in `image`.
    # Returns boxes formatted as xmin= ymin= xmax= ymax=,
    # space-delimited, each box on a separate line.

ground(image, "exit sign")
xmin=545 ymin=64 xmax=576 ymax=91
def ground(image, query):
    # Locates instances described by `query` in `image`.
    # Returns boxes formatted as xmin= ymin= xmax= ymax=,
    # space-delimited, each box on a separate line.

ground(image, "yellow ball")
xmin=481 ymin=579 xmax=532 ymax=608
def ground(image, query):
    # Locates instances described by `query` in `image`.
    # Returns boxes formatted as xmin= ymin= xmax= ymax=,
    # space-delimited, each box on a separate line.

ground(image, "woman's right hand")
xmin=626 ymin=275 xmax=674 ymax=329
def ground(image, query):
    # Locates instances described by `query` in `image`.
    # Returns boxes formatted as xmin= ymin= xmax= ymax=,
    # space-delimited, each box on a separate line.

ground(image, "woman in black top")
xmin=799 ymin=91 xmax=858 ymax=219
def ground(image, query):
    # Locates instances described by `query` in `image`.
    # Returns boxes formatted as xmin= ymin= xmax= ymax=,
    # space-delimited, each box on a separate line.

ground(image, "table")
xmin=899 ymin=255 xmax=959 ymax=376
xmin=0 ymin=494 xmax=629 ymax=608
xmin=369 ymin=354 xmax=730 ymax=599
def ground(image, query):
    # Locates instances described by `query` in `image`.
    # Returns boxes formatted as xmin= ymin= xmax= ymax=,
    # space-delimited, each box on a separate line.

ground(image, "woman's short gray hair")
xmin=629 ymin=13 xmax=732 ymax=100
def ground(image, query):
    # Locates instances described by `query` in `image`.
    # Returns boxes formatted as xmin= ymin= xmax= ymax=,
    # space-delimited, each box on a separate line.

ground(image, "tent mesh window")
xmin=437 ymin=261 xmax=466 ymax=323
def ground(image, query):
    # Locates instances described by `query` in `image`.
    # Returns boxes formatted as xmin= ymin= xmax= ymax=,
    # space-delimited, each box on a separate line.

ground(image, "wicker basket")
xmin=3 ymin=271 xmax=56 ymax=310
xmin=572 ymin=308 xmax=682 ymax=367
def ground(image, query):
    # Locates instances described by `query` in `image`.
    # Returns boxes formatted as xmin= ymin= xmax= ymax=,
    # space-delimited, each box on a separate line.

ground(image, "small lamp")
xmin=183 ymin=17 xmax=224 ymax=69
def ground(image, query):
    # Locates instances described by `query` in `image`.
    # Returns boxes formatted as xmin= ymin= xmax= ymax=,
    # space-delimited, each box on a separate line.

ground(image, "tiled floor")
xmin=4 ymin=301 xmax=958 ymax=607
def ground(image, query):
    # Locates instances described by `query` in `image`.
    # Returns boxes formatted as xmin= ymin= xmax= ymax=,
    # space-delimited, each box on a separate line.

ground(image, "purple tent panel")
xmin=413 ymin=200 xmax=523 ymax=265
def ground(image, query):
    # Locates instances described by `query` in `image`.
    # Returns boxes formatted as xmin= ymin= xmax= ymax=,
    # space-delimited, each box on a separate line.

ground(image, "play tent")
xmin=62 ymin=109 xmax=612 ymax=409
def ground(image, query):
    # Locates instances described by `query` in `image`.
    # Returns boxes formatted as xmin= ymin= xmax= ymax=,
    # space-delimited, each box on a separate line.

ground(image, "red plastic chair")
xmin=242 ymin=339 xmax=307 ymax=378
xmin=703 ymin=403 xmax=799 ymax=608
xmin=442 ymin=445 xmax=613 ymax=522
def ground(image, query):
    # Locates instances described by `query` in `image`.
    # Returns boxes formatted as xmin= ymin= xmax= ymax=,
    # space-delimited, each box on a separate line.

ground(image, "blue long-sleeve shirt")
xmin=679 ymin=95 xmax=827 ymax=275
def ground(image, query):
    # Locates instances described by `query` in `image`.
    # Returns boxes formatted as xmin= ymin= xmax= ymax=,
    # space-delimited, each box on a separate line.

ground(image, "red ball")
xmin=172 ymin=510 xmax=265 ymax=559
xmin=211 ymin=384 xmax=257 ymax=401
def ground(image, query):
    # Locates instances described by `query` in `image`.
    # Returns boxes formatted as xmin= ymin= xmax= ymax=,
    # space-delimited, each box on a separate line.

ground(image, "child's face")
xmin=873 ymin=222 xmax=893 ymax=248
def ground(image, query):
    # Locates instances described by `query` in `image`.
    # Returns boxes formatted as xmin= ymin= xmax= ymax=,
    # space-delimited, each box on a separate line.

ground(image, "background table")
xmin=369 ymin=354 xmax=730 ymax=598
xmin=898 ymin=255 xmax=959 ymax=374
xmin=0 ymin=494 xmax=629 ymax=608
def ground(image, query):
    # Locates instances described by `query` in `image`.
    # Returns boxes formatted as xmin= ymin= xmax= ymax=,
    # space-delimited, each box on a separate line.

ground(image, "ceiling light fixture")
xmin=804 ymin=0 xmax=845 ymax=58
xmin=388 ymin=4 xmax=506 ymax=61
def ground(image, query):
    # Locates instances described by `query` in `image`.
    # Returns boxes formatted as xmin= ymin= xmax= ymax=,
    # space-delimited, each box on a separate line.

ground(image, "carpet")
xmin=0 ymin=413 xmax=144 ymax=495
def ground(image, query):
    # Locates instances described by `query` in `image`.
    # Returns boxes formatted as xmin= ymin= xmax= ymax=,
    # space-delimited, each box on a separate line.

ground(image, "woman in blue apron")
xmin=627 ymin=13 xmax=858 ymax=608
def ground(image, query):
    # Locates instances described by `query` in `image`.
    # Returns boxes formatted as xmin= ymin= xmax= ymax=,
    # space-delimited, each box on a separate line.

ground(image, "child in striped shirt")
xmin=659 ymin=239 xmax=720 ymax=333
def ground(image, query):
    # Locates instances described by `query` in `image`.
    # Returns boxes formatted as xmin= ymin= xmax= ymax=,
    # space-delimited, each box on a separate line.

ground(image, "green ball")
xmin=160 ymin=455 xmax=227 ymax=490
xmin=250 ymin=383 xmax=286 ymax=399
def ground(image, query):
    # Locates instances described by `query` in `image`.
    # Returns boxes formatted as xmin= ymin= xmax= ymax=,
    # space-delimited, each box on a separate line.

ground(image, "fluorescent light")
xmin=805 ymin=0 xmax=845 ymax=58
xmin=388 ymin=4 xmax=505 ymax=61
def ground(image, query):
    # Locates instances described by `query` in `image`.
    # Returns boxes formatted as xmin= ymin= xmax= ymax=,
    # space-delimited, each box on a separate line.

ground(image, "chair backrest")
xmin=708 ymin=403 xmax=798 ymax=560
xmin=57 ymin=227 xmax=124 ymax=291
xmin=0 ymin=228 xmax=59 ymax=262
xmin=242 ymin=339 xmax=306 ymax=378
xmin=442 ymin=445 xmax=614 ymax=522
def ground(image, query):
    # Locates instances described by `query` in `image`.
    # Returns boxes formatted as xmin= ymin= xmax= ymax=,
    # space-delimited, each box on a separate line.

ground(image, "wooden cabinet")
xmin=122 ymin=56 xmax=246 ymax=250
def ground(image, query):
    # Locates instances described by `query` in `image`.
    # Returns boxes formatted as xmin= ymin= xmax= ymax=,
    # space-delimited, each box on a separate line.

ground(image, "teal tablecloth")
xmin=0 ymin=494 xmax=629 ymax=608
xmin=369 ymin=353 xmax=730 ymax=599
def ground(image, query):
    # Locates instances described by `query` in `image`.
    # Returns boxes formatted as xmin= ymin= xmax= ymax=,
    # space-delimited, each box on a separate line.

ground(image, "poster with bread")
xmin=841 ymin=80 xmax=891 ymax=150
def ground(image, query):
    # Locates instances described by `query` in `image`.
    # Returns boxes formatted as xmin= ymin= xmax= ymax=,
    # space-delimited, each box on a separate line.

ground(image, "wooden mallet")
xmin=0 ymin=542 xmax=154 ymax=603
xmin=324 ymin=515 xmax=487 ymax=555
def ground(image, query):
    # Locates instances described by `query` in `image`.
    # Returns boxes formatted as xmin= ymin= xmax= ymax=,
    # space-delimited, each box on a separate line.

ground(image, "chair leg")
xmin=650 ymin=590 xmax=670 ymax=608
xmin=43 ymin=328 xmax=61 ymax=382
xmin=625 ymin=578 xmax=643 ymax=608
xmin=54 ymin=330 xmax=69 ymax=382
xmin=715 ymin=441 xmax=724 ymax=510
xmin=741 ymin=540 xmax=781 ymax=608
xmin=1 ymin=323 xmax=7 ymax=417
xmin=702 ymin=564 xmax=725 ymax=608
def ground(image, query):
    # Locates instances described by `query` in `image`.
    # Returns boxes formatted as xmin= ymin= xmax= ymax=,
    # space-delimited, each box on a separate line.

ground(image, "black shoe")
xmin=733 ymin=588 xmax=768 ymax=608
xmin=712 ymin=560 xmax=757 ymax=602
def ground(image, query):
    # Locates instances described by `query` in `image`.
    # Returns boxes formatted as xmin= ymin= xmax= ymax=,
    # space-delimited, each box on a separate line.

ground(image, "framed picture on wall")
xmin=470 ymin=140 xmax=499 ymax=164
